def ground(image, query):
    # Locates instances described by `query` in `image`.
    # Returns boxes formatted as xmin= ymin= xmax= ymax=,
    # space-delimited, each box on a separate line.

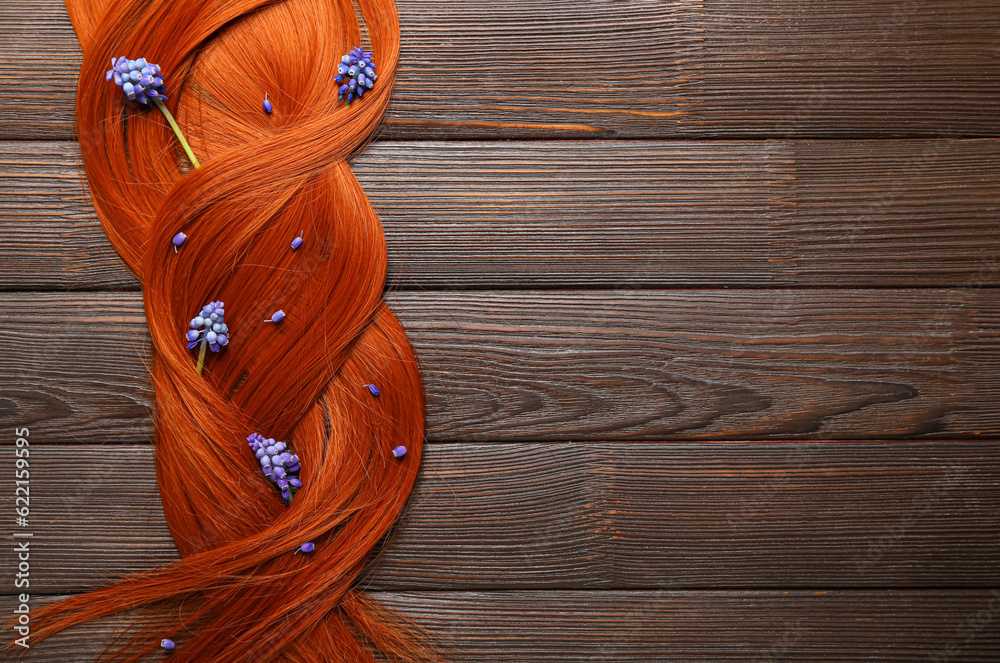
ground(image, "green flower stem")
xmin=196 ymin=338 xmax=207 ymax=375
xmin=153 ymin=98 xmax=201 ymax=169
xmin=157 ymin=98 xmax=204 ymax=375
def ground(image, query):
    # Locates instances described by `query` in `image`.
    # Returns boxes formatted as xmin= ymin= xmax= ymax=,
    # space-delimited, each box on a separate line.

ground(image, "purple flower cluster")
xmin=248 ymin=433 xmax=302 ymax=501
xmin=335 ymin=47 xmax=376 ymax=104
xmin=105 ymin=57 xmax=167 ymax=106
xmin=186 ymin=301 xmax=229 ymax=351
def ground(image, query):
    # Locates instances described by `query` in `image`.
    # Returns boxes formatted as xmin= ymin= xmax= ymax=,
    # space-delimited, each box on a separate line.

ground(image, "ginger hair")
xmin=21 ymin=0 xmax=437 ymax=660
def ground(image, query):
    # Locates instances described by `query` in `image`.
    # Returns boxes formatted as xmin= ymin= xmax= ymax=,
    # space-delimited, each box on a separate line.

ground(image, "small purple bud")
xmin=172 ymin=232 xmax=186 ymax=252
xmin=364 ymin=383 xmax=380 ymax=397
xmin=186 ymin=341 xmax=198 ymax=349
xmin=335 ymin=74 xmax=344 ymax=83
xmin=392 ymin=445 xmax=407 ymax=458
xmin=216 ymin=333 xmax=228 ymax=346
xmin=268 ymin=310 xmax=285 ymax=323
xmin=291 ymin=232 xmax=304 ymax=250
xmin=186 ymin=330 xmax=199 ymax=342
xmin=161 ymin=638 xmax=175 ymax=650
xmin=338 ymin=84 xmax=348 ymax=96
xmin=299 ymin=542 xmax=314 ymax=553
xmin=263 ymin=93 xmax=273 ymax=114
xmin=281 ymin=489 xmax=290 ymax=499
xmin=289 ymin=477 xmax=302 ymax=488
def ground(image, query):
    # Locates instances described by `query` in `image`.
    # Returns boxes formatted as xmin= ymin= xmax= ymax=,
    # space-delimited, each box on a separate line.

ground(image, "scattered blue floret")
xmin=172 ymin=232 xmax=186 ymax=252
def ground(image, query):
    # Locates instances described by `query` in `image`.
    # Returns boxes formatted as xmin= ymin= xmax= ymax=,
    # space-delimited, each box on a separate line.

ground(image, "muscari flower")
xmin=247 ymin=433 xmax=303 ymax=502
xmin=335 ymin=47 xmax=376 ymax=105
xmin=363 ymin=383 xmax=380 ymax=397
xmin=392 ymin=446 xmax=407 ymax=458
xmin=160 ymin=638 xmax=175 ymax=650
xmin=106 ymin=56 xmax=167 ymax=106
xmin=172 ymin=232 xmax=186 ymax=252
xmin=295 ymin=542 xmax=315 ymax=554
xmin=266 ymin=310 xmax=285 ymax=323
xmin=263 ymin=93 xmax=273 ymax=114
xmin=186 ymin=301 xmax=229 ymax=352
xmin=291 ymin=231 xmax=304 ymax=250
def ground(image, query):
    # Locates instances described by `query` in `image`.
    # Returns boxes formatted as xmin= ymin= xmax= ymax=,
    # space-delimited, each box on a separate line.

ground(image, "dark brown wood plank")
xmin=0 ymin=290 xmax=997 ymax=442
xmin=2 ymin=0 xmax=998 ymax=140
xmin=2 ymin=140 xmax=999 ymax=291
xmin=0 ymin=441 xmax=997 ymax=592
xmin=5 ymin=591 xmax=999 ymax=661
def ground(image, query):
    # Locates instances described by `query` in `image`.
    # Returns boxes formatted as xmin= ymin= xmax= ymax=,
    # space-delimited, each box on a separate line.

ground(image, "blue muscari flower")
xmin=247 ymin=433 xmax=303 ymax=503
xmin=172 ymin=232 xmax=186 ymax=252
xmin=263 ymin=93 xmax=273 ymax=114
xmin=335 ymin=47 xmax=376 ymax=105
xmin=105 ymin=56 xmax=167 ymax=106
xmin=186 ymin=301 xmax=229 ymax=352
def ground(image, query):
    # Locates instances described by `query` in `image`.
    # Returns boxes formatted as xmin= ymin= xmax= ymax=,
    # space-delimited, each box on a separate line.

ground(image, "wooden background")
xmin=1 ymin=0 xmax=999 ymax=660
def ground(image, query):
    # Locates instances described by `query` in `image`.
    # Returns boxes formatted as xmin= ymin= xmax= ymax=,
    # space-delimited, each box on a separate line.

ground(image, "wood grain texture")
xmin=0 ymin=441 xmax=997 ymax=592
xmin=4 ymin=591 xmax=999 ymax=661
xmin=2 ymin=139 xmax=999 ymax=291
xmin=2 ymin=0 xmax=999 ymax=140
xmin=0 ymin=290 xmax=997 ymax=443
